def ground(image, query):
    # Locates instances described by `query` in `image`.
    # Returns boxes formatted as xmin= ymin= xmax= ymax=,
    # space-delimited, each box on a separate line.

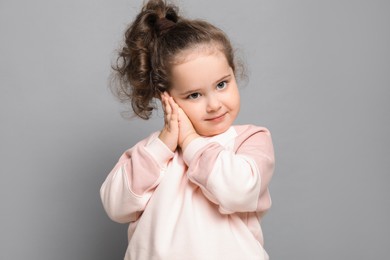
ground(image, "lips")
xmin=205 ymin=112 xmax=227 ymax=121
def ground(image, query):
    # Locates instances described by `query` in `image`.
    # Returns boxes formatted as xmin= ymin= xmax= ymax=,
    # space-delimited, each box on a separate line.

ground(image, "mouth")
xmin=205 ymin=113 xmax=227 ymax=121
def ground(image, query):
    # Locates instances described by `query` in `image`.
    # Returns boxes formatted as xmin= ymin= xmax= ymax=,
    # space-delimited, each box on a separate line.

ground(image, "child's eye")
xmin=216 ymin=81 xmax=227 ymax=90
xmin=187 ymin=92 xmax=201 ymax=100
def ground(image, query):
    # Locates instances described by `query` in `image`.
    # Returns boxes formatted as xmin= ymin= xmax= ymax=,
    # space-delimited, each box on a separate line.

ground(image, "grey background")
xmin=1 ymin=0 xmax=389 ymax=259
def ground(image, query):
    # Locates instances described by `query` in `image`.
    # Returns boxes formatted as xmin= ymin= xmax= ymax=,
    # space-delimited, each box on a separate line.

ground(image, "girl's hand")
xmin=177 ymin=106 xmax=200 ymax=151
xmin=158 ymin=92 xmax=179 ymax=152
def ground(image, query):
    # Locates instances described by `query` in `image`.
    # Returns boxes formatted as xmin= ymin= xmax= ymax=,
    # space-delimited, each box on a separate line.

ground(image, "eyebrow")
xmin=180 ymin=74 xmax=232 ymax=96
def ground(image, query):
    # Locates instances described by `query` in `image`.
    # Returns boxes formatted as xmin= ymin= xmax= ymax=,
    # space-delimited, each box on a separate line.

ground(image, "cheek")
xmin=235 ymin=96 xmax=240 ymax=111
xmin=182 ymin=106 xmax=197 ymax=121
xmin=179 ymin=103 xmax=201 ymax=123
xmin=230 ymin=88 xmax=240 ymax=111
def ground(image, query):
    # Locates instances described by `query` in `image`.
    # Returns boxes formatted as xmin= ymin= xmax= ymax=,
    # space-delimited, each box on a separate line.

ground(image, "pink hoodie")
xmin=101 ymin=125 xmax=275 ymax=260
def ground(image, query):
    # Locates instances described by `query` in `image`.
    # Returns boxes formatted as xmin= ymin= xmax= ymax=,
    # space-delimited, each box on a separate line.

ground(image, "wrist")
xmin=180 ymin=132 xmax=200 ymax=151
xmin=158 ymin=130 xmax=177 ymax=152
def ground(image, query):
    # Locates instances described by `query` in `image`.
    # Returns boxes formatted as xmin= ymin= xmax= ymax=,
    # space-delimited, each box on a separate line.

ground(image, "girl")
xmin=100 ymin=0 xmax=275 ymax=259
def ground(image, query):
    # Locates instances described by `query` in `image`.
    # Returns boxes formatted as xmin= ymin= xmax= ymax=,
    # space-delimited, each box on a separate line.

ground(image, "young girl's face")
xmin=169 ymin=49 xmax=240 ymax=137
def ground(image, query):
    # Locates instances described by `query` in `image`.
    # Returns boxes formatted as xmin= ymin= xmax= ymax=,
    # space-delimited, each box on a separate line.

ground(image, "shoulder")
xmin=232 ymin=125 xmax=273 ymax=151
xmin=232 ymin=124 xmax=272 ymax=137
xmin=122 ymin=130 xmax=161 ymax=155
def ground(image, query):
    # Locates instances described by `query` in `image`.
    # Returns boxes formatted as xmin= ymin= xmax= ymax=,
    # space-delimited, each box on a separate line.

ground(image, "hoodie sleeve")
xmin=100 ymin=132 xmax=174 ymax=223
xmin=183 ymin=126 xmax=275 ymax=214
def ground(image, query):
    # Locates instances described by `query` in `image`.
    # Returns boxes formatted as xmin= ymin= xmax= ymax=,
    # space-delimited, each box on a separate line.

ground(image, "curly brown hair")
xmin=111 ymin=0 xmax=241 ymax=119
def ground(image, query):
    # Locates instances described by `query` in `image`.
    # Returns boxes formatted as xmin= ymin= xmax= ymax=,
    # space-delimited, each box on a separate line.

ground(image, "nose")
xmin=206 ymin=94 xmax=222 ymax=113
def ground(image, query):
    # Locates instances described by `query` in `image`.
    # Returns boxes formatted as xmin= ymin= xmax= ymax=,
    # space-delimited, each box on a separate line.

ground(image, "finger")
xmin=160 ymin=93 xmax=170 ymax=125
xmin=168 ymin=94 xmax=181 ymax=113
xmin=164 ymin=94 xmax=172 ymax=115
xmin=164 ymin=97 xmax=177 ymax=131
xmin=164 ymin=96 xmax=171 ymax=115
xmin=166 ymin=92 xmax=176 ymax=104
xmin=167 ymin=99 xmax=178 ymax=135
xmin=160 ymin=93 xmax=167 ymax=114
xmin=168 ymin=97 xmax=178 ymax=121
xmin=177 ymin=107 xmax=186 ymax=122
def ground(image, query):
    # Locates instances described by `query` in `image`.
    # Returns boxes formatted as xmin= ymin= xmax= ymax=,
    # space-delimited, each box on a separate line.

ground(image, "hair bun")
xmin=143 ymin=0 xmax=178 ymax=34
xmin=155 ymin=17 xmax=176 ymax=34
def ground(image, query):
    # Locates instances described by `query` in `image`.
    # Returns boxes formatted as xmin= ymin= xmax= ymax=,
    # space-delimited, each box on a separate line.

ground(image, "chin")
xmin=198 ymin=125 xmax=230 ymax=137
